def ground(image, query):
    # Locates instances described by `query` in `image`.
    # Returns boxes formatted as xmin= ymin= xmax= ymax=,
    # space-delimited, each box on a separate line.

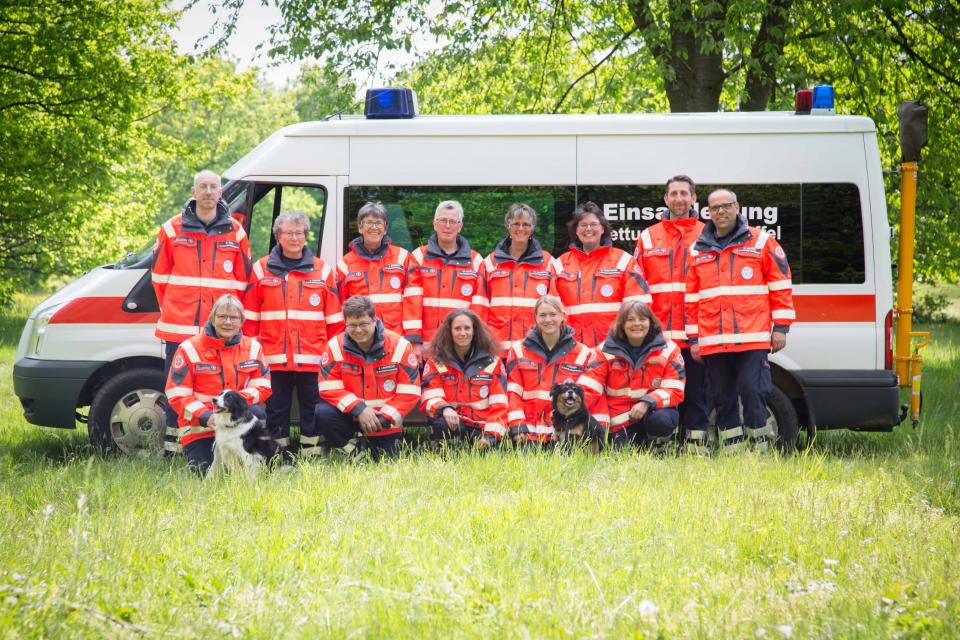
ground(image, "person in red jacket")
xmin=153 ymin=170 xmax=252 ymax=455
xmin=315 ymin=295 xmax=421 ymax=460
xmin=243 ymin=212 xmax=343 ymax=458
xmin=505 ymin=296 xmax=595 ymax=445
xmin=554 ymin=201 xmax=651 ymax=347
xmin=686 ymin=188 xmax=795 ymax=452
xmin=421 ymin=309 xmax=507 ymax=447
xmin=336 ymin=201 xmax=417 ymax=336
xmin=483 ymin=203 xmax=556 ymax=348
xmin=580 ymin=301 xmax=685 ymax=449
xmin=633 ymin=175 xmax=709 ymax=452
xmin=406 ymin=200 xmax=489 ymax=349
xmin=165 ymin=294 xmax=271 ymax=473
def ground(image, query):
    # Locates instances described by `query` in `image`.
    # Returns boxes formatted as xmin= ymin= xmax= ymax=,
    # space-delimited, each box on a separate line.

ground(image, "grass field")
xmin=1 ymin=293 xmax=958 ymax=638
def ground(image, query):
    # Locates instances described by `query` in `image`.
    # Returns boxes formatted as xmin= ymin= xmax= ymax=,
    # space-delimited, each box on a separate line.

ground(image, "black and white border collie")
xmin=207 ymin=390 xmax=277 ymax=479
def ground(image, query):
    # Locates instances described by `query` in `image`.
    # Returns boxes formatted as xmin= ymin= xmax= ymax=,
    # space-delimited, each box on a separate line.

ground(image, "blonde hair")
xmin=533 ymin=295 xmax=565 ymax=317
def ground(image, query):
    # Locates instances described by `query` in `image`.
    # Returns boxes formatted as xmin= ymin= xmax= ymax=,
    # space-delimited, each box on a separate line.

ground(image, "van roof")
xmin=280 ymin=112 xmax=876 ymax=137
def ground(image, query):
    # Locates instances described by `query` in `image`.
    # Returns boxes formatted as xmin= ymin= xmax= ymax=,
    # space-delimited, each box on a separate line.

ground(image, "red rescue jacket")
xmin=483 ymin=237 xmax=556 ymax=347
xmin=152 ymin=199 xmax=252 ymax=342
xmin=634 ymin=215 xmax=705 ymax=347
xmin=505 ymin=326 xmax=595 ymax=442
xmin=336 ymin=237 xmax=415 ymax=335
xmin=421 ymin=349 xmax=508 ymax=440
xmin=165 ymin=324 xmax=272 ymax=445
xmin=580 ymin=331 xmax=685 ymax=432
xmin=553 ymin=241 xmax=651 ymax=347
xmin=685 ymin=217 xmax=795 ymax=356
xmin=242 ymin=246 xmax=344 ymax=372
xmin=317 ymin=321 xmax=421 ymax=437
xmin=407 ymin=235 xmax=489 ymax=344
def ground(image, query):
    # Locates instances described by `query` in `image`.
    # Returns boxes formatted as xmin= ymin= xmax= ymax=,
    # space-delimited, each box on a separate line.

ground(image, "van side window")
xmin=345 ymin=186 xmax=576 ymax=255
xmin=248 ymin=184 xmax=327 ymax=260
xmin=576 ymin=183 xmax=865 ymax=285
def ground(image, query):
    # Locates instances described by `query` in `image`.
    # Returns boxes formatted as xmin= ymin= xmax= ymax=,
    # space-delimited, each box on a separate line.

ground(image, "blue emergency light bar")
xmin=364 ymin=88 xmax=419 ymax=119
xmin=811 ymin=84 xmax=835 ymax=114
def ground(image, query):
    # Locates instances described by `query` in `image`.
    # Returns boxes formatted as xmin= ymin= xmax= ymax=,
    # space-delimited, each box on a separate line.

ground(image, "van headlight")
xmin=28 ymin=302 xmax=66 ymax=356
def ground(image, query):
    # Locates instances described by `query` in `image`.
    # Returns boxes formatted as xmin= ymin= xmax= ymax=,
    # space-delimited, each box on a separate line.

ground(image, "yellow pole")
xmin=895 ymin=161 xmax=918 ymax=386
xmin=909 ymin=332 xmax=930 ymax=426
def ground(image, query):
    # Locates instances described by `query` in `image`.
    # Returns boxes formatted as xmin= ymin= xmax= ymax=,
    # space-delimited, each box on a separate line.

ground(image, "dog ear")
xmin=550 ymin=383 xmax=561 ymax=394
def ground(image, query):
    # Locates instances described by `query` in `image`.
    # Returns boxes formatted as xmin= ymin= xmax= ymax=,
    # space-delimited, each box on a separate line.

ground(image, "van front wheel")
xmin=89 ymin=368 xmax=167 ymax=457
xmin=766 ymin=385 xmax=800 ymax=453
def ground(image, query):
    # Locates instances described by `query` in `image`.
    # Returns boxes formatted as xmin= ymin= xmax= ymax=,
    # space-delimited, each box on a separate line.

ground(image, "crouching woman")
xmin=165 ymin=294 xmax=272 ymax=473
xmin=420 ymin=309 xmax=507 ymax=448
xmin=580 ymin=301 xmax=685 ymax=448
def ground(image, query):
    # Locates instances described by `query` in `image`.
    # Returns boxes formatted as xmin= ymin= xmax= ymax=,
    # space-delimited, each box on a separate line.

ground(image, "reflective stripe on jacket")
xmin=684 ymin=218 xmax=795 ymax=356
xmin=336 ymin=237 xmax=414 ymax=335
xmin=421 ymin=350 xmax=508 ymax=440
xmin=165 ymin=325 xmax=272 ymax=445
xmin=483 ymin=237 xmax=555 ymax=347
xmin=579 ymin=331 xmax=685 ymax=431
xmin=634 ymin=216 xmax=705 ymax=347
xmin=407 ymin=234 xmax=489 ymax=344
xmin=504 ymin=326 xmax=594 ymax=442
xmin=553 ymin=241 xmax=651 ymax=347
xmin=152 ymin=199 xmax=252 ymax=342
xmin=317 ymin=321 xmax=421 ymax=436
xmin=242 ymin=246 xmax=343 ymax=372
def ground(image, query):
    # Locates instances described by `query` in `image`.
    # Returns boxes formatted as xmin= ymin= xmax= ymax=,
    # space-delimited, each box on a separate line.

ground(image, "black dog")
xmin=207 ymin=390 xmax=278 ymax=479
xmin=550 ymin=381 xmax=602 ymax=452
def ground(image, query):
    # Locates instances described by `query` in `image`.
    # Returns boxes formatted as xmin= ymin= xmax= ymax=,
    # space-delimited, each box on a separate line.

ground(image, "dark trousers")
xmin=314 ymin=400 xmax=401 ymax=461
xmin=182 ymin=404 xmax=266 ymax=475
xmin=608 ymin=407 xmax=680 ymax=447
xmin=703 ymin=349 xmax=772 ymax=428
xmin=428 ymin=417 xmax=484 ymax=445
xmin=266 ymin=370 xmax=320 ymax=446
xmin=679 ymin=347 xmax=710 ymax=432
xmin=163 ymin=341 xmax=181 ymax=454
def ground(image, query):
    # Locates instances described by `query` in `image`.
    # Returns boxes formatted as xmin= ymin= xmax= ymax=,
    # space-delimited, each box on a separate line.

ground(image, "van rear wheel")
xmin=89 ymin=368 xmax=167 ymax=457
xmin=766 ymin=385 xmax=800 ymax=453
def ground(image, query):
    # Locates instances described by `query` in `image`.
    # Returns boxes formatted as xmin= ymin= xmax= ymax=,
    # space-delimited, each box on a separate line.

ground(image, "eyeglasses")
xmin=361 ymin=220 xmax=385 ymax=229
xmin=708 ymin=202 xmax=737 ymax=214
xmin=509 ymin=222 xmax=533 ymax=229
xmin=346 ymin=321 xmax=373 ymax=331
xmin=435 ymin=218 xmax=462 ymax=227
xmin=280 ymin=230 xmax=306 ymax=238
xmin=577 ymin=222 xmax=601 ymax=230
xmin=215 ymin=314 xmax=242 ymax=323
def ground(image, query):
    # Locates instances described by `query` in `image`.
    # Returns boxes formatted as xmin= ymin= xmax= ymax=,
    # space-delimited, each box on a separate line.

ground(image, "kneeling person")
xmin=315 ymin=295 xmax=420 ymax=459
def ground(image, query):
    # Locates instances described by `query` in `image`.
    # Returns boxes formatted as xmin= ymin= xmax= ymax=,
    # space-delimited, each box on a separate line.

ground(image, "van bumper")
xmin=794 ymin=369 xmax=901 ymax=429
xmin=12 ymin=358 xmax=101 ymax=429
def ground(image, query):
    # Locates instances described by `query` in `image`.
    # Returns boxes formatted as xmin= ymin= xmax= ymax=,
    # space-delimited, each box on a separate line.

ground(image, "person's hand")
xmin=357 ymin=407 xmax=382 ymax=435
xmin=690 ymin=343 xmax=703 ymax=363
xmin=629 ymin=401 xmax=650 ymax=422
xmin=474 ymin=437 xmax=492 ymax=451
xmin=771 ymin=331 xmax=787 ymax=353
xmin=442 ymin=407 xmax=460 ymax=430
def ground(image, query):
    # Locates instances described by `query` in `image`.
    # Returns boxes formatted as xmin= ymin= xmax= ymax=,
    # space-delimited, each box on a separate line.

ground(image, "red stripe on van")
xmin=50 ymin=297 xmax=160 ymax=324
xmin=794 ymin=294 xmax=876 ymax=322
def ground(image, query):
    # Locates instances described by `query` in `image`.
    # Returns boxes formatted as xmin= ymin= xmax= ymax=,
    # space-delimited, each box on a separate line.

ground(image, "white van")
xmin=13 ymin=105 xmax=902 ymax=454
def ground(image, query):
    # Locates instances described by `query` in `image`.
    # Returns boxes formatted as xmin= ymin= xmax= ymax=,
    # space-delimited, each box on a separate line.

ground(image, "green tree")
xmin=0 ymin=1 xmax=186 ymax=304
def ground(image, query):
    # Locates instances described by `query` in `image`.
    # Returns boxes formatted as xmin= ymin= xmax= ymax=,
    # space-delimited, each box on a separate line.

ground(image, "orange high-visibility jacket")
xmin=317 ymin=321 xmax=421 ymax=437
xmin=420 ymin=350 xmax=508 ymax=440
xmin=242 ymin=247 xmax=344 ymax=372
xmin=579 ymin=331 xmax=685 ymax=432
xmin=483 ymin=237 xmax=556 ymax=347
xmin=165 ymin=326 xmax=272 ymax=446
xmin=684 ymin=218 xmax=795 ymax=356
xmin=336 ymin=237 xmax=415 ymax=335
xmin=634 ymin=216 xmax=705 ymax=347
xmin=152 ymin=199 xmax=252 ymax=342
xmin=504 ymin=326 xmax=595 ymax=443
xmin=406 ymin=235 xmax=489 ymax=344
xmin=553 ymin=241 xmax=652 ymax=347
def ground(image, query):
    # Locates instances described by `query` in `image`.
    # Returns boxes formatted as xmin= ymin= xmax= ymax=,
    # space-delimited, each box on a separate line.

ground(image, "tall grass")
xmin=0 ymin=293 xmax=957 ymax=638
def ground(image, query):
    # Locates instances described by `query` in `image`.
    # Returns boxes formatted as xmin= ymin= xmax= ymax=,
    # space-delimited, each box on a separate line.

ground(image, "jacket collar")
xmin=425 ymin=234 xmax=474 ymax=265
xmin=601 ymin=330 xmax=667 ymax=368
xmin=202 ymin=321 xmax=242 ymax=348
xmin=522 ymin=325 xmax=576 ymax=365
xmin=343 ymin=319 xmax=387 ymax=362
xmin=265 ymin=244 xmax=315 ymax=277
xmin=491 ymin=237 xmax=545 ymax=266
xmin=443 ymin=346 xmax=495 ymax=379
xmin=350 ymin=235 xmax=393 ymax=260
xmin=693 ymin=214 xmax=751 ymax=252
xmin=568 ymin=237 xmax=613 ymax=257
xmin=180 ymin=198 xmax=233 ymax=234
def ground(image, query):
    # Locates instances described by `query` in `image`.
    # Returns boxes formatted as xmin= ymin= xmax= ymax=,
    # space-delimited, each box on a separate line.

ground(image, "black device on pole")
xmin=897 ymin=100 xmax=928 ymax=162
